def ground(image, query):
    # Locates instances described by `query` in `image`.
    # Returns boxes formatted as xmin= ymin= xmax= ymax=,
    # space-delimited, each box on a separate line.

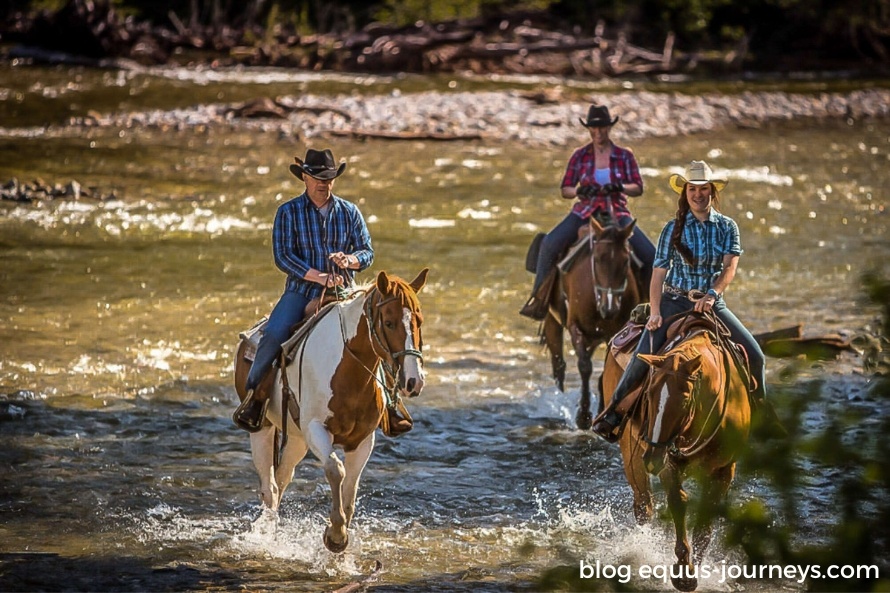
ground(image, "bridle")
xmin=361 ymin=288 xmax=424 ymax=387
xmin=588 ymin=230 xmax=630 ymax=315
xmin=642 ymin=338 xmax=731 ymax=462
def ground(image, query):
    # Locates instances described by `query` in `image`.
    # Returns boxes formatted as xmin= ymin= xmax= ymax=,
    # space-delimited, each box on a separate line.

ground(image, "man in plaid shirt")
xmin=234 ymin=148 xmax=373 ymax=433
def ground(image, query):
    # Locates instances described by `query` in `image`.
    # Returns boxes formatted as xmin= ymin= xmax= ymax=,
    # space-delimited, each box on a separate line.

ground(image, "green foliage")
xmin=721 ymin=269 xmax=890 ymax=591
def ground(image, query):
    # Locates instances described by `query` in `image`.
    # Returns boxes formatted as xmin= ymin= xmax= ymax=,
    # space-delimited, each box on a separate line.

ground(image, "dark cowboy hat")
xmin=289 ymin=148 xmax=347 ymax=180
xmin=579 ymin=104 xmax=619 ymax=127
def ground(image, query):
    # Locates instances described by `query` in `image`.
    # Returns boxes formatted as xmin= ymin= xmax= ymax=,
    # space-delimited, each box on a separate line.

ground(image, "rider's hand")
xmin=694 ymin=294 xmax=717 ymax=313
xmin=308 ymin=269 xmax=344 ymax=287
xmin=577 ymin=183 xmax=601 ymax=197
xmin=646 ymin=314 xmax=663 ymax=331
xmin=602 ymin=182 xmax=624 ymax=194
xmin=329 ymin=251 xmax=356 ymax=270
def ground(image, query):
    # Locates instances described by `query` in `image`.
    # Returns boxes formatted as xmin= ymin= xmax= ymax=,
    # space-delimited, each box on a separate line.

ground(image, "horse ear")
xmin=409 ymin=268 xmax=429 ymax=294
xmin=637 ymin=353 xmax=664 ymax=367
xmin=679 ymin=353 xmax=703 ymax=376
xmin=376 ymin=270 xmax=392 ymax=294
xmin=620 ymin=218 xmax=637 ymax=240
xmin=589 ymin=216 xmax=606 ymax=236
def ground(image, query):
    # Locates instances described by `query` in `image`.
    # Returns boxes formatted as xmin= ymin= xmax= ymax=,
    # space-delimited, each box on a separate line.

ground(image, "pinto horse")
xmin=238 ymin=269 xmax=428 ymax=553
xmin=541 ymin=216 xmax=644 ymax=429
xmin=601 ymin=313 xmax=750 ymax=591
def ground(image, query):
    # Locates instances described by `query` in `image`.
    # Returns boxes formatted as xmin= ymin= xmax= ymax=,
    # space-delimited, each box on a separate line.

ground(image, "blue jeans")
xmin=629 ymin=293 xmax=767 ymax=399
xmin=246 ymin=290 xmax=312 ymax=391
xmin=532 ymin=212 xmax=655 ymax=293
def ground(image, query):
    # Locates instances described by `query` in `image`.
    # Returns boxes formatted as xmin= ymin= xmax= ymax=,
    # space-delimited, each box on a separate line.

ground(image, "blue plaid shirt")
xmin=272 ymin=192 xmax=374 ymax=299
xmin=654 ymin=209 xmax=742 ymax=293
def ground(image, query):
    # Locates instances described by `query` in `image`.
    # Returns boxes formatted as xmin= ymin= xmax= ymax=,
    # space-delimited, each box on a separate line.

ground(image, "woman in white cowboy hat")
xmin=520 ymin=103 xmax=655 ymax=320
xmin=592 ymin=160 xmax=770 ymax=441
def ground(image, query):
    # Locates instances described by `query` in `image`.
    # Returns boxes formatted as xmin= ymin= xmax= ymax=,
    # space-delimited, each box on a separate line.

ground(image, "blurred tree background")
xmin=1 ymin=0 xmax=888 ymax=71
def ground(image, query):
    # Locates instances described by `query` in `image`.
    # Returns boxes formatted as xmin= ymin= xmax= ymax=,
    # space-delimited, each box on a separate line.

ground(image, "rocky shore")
xmin=29 ymin=86 xmax=890 ymax=148
xmin=4 ymin=84 xmax=889 ymax=203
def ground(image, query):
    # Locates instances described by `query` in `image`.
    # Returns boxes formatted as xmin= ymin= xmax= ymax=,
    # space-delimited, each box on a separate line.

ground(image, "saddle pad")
xmin=281 ymin=299 xmax=341 ymax=364
xmin=556 ymin=235 xmax=590 ymax=274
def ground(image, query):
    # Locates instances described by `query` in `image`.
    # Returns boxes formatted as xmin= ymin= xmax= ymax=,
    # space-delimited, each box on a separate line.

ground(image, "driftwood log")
xmin=754 ymin=325 xmax=856 ymax=360
xmin=2 ymin=1 xmax=736 ymax=76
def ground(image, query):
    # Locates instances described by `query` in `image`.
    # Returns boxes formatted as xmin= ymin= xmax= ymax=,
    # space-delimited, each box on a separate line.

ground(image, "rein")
xmin=587 ymin=231 xmax=630 ymax=310
xmin=342 ymin=286 xmax=423 ymax=408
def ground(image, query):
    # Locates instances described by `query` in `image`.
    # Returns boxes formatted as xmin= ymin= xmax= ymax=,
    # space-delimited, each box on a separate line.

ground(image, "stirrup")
xmin=233 ymin=390 xmax=269 ymax=433
xmin=592 ymin=410 xmax=622 ymax=443
xmin=519 ymin=296 xmax=548 ymax=320
xmin=381 ymin=405 xmax=413 ymax=437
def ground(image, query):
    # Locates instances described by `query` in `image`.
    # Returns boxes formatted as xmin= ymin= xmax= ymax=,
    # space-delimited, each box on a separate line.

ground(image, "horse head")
xmin=368 ymin=268 xmax=429 ymax=398
xmin=637 ymin=345 xmax=704 ymax=475
xmin=589 ymin=217 xmax=636 ymax=319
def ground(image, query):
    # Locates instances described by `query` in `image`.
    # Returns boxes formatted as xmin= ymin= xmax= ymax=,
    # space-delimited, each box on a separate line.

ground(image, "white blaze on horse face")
xmin=400 ymin=307 xmax=424 ymax=391
xmin=651 ymin=382 xmax=671 ymax=445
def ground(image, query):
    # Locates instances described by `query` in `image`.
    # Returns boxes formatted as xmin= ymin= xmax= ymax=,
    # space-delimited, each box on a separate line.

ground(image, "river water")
xmin=0 ymin=64 xmax=888 ymax=592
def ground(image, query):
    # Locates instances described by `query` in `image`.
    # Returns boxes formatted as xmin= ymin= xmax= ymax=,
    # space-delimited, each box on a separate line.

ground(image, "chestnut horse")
xmin=541 ymin=216 xmax=644 ymax=428
xmin=601 ymin=314 xmax=750 ymax=591
xmin=237 ymin=269 xmax=428 ymax=553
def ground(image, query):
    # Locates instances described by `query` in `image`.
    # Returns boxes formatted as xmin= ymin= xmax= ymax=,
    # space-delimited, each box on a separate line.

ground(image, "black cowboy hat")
xmin=579 ymin=104 xmax=619 ymax=127
xmin=289 ymin=148 xmax=347 ymax=180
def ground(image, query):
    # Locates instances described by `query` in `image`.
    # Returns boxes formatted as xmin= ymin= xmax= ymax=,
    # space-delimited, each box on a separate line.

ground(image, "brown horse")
xmin=542 ymin=216 xmax=644 ymax=429
xmin=234 ymin=269 xmax=428 ymax=553
xmin=601 ymin=315 xmax=751 ymax=591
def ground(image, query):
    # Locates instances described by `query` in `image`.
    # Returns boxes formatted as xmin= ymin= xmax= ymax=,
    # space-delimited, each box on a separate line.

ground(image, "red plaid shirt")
xmin=561 ymin=142 xmax=643 ymax=219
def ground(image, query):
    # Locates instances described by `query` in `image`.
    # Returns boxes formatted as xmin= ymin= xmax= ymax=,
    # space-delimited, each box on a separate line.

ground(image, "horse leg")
xmin=304 ymin=419 xmax=349 ymax=553
xmin=341 ymin=432 xmax=375 ymax=528
xmin=273 ymin=429 xmax=309 ymax=506
xmin=542 ymin=315 xmax=566 ymax=392
xmin=249 ymin=425 xmax=282 ymax=511
xmin=569 ymin=325 xmax=594 ymax=429
xmin=692 ymin=463 xmax=735 ymax=566
xmin=619 ymin=427 xmax=653 ymax=524
xmin=661 ymin=468 xmax=697 ymax=592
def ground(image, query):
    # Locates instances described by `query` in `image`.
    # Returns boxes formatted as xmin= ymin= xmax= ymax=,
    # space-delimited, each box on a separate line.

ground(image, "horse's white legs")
xmin=304 ymin=418 xmax=349 ymax=553
xmin=249 ymin=426 xmax=280 ymax=511
xmin=342 ymin=432 xmax=375 ymax=528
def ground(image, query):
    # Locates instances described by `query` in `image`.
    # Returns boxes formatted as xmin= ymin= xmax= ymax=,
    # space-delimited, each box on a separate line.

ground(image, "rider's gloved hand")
xmin=602 ymin=182 xmax=624 ymax=194
xmin=577 ymin=183 xmax=601 ymax=197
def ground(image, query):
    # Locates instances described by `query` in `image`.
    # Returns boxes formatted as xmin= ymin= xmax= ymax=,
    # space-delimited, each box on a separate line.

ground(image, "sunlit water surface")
xmin=0 ymin=65 xmax=888 ymax=592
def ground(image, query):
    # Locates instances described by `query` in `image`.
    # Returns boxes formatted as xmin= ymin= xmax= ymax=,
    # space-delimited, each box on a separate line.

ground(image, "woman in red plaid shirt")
xmin=521 ymin=104 xmax=655 ymax=320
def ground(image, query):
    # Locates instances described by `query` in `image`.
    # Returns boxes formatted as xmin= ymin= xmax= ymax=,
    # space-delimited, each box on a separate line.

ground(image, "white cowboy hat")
xmin=668 ymin=160 xmax=727 ymax=194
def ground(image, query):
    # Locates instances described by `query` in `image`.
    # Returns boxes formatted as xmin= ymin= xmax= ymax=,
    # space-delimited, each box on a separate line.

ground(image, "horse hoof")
xmin=323 ymin=531 xmax=349 ymax=554
xmin=671 ymin=575 xmax=697 ymax=592
xmin=576 ymin=409 xmax=593 ymax=430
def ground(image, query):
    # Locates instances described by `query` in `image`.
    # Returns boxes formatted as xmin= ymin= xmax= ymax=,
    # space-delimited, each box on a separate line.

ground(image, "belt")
xmin=663 ymin=285 xmax=706 ymax=300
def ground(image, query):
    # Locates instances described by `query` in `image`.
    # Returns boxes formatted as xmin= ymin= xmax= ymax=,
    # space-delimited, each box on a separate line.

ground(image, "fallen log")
xmin=327 ymin=129 xmax=486 ymax=141
xmin=754 ymin=324 xmax=855 ymax=360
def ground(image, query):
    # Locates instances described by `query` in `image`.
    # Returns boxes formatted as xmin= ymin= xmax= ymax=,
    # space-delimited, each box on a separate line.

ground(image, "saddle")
xmin=605 ymin=309 xmax=754 ymax=418
xmin=232 ymin=294 xmax=343 ymax=418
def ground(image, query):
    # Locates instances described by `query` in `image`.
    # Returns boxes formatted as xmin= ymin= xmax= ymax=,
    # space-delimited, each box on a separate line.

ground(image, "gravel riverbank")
xmin=7 ymin=86 xmax=890 ymax=147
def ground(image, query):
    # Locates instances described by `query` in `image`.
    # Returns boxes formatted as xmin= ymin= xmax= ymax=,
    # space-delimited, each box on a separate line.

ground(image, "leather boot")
xmin=387 ymin=407 xmax=413 ymax=436
xmin=519 ymin=268 xmax=556 ymax=320
xmin=233 ymin=389 xmax=269 ymax=433
xmin=750 ymin=391 xmax=787 ymax=439
xmin=592 ymin=356 xmax=650 ymax=442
